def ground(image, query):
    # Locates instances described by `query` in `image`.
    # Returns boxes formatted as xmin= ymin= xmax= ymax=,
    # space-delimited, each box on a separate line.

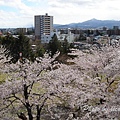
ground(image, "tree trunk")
xmin=28 ymin=111 xmax=33 ymax=120
xmin=36 ymin=97 xmax=48 ymax=120
xmin=23 ymin=84 xmax=33 ymax=120
xmin=36 ymin=105 xmax=41 ymax=120
xmin=26 ymin=104 xmax=33 ymax=120
xmin=17 ymin=113 xmax=27 ymax=120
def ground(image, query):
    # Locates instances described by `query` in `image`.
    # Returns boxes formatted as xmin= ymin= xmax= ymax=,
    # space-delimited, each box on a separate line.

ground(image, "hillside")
xmin=54 ymin=18 xmax=120 ymax=29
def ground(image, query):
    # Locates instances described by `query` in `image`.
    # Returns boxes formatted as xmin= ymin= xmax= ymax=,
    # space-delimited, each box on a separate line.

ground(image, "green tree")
xmin=48 ymin=34 xmax=60 ymax=57
xmin=35 ymin=45 xmax=45 ymax=57
xmin=74 ymin=36 xmax=78 ymax=42
xmin=2 ymin=34 xmax=34 ymax=63
xmin=78 ymin=34 xmax=86 ymax=41
xmin=61 ymin=37 xmax=70 ymax=54
xmin=0 ymin=36 xmax=3 ymax=45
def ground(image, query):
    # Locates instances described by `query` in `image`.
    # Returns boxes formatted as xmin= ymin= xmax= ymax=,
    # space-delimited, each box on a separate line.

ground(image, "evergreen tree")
xmin=0 ymin=36 xmax=3 ymax=45
xmin=78 ymin=34 xmax=86 ymax=41
xmin=48 ymin=34 xmax=60 ymax=57
xmin=61 ymin=37 xmax=69 ymax=54
xmin=35 ymin=45 xmax=45 ymax=57
xmin=2 ymin=34 xmax=34 ymax=63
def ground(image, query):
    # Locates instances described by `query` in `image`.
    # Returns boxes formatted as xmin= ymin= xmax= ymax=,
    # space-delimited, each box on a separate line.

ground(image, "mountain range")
xmin=54 ymin=18 xmax=120 ymax=29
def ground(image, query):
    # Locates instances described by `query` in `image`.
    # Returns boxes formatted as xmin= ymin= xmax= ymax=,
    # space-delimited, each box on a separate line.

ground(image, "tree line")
xmin=0 ymin=33 xmax=70 ymax=63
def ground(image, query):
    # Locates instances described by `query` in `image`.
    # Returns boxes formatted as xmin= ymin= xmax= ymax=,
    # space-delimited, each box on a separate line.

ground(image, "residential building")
xmin=53 ymin=29 xmax=75 ymax=43
xmin=16 ymin=28 xmax=27 ymax=34
xmin=41 ymin=28 xmax=75 ymax=43
xmin=113 ymin=26 xmax=119 ymax=30
xmin=34 ymin=13 xmax=53 ymax=40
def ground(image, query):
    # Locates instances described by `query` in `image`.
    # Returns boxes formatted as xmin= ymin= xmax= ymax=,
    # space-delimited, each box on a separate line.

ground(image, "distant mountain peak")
xmin=90 ymin=18 xmax=98 ymax=21
xmin=54 ymin=19 xmax=120 ymax=29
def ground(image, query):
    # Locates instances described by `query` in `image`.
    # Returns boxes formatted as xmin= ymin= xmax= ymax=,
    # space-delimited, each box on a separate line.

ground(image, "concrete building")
xmin=40 ymin=29 xmax=75 ymax=43
xmin=16 ymin=28 xmax=27 ymax=34
xmin=34 ymin=13 xmax=53 ymax=40
xmin=113 ymin=26 xmax=119 ymax=30
xmin=57 ymin=29 xmax=75 ymax=43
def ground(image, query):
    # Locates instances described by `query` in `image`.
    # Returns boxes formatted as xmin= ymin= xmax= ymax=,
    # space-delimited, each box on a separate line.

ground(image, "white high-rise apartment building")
xmin=34 ymin=13 xmax=53 ymax=40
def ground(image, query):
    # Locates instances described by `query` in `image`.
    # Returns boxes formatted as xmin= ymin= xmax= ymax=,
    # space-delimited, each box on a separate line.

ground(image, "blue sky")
xmin=0 ymin=0 xmax=120 ymax=28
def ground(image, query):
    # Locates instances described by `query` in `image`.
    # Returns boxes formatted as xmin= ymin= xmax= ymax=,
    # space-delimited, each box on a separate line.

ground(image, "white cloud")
xmin=0 ymin=0 xmax=35 ymax=27
xmin=26 ymin=0 xmax=42 ymax=2
xmin=0 ymin=0 xmax=120 ymax=27
xmin=47 ymin=0 xmax=120 ymax=24
xmin=0 ymin=10 xmax=33 ymax=28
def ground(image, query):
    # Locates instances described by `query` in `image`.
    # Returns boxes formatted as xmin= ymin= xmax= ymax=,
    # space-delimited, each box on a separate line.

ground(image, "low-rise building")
xmin=16 ymin=28 xmax=27 ymax=34
xmin=41 ymin=28 xmax=75 ymax=43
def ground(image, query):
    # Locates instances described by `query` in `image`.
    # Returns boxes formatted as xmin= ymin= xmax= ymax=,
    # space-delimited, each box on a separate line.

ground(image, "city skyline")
xmin=0 ymin=0 xmax=120 ymax=28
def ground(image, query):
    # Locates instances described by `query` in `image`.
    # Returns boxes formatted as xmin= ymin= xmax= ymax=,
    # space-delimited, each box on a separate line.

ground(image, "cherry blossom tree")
xmin=0 ymin=45 xmax=120 ymax=120
xmin=0 ymin=45 xmax=12 ymax=64
xmin=0 ymin=52 xmax=59 ymax=120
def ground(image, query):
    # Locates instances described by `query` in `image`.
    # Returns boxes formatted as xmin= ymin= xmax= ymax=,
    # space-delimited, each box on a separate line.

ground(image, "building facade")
xmin=16 ymin=28 xmax=27 ymax=34
xmin=34 ymin=13 xmax=53 ymax=40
